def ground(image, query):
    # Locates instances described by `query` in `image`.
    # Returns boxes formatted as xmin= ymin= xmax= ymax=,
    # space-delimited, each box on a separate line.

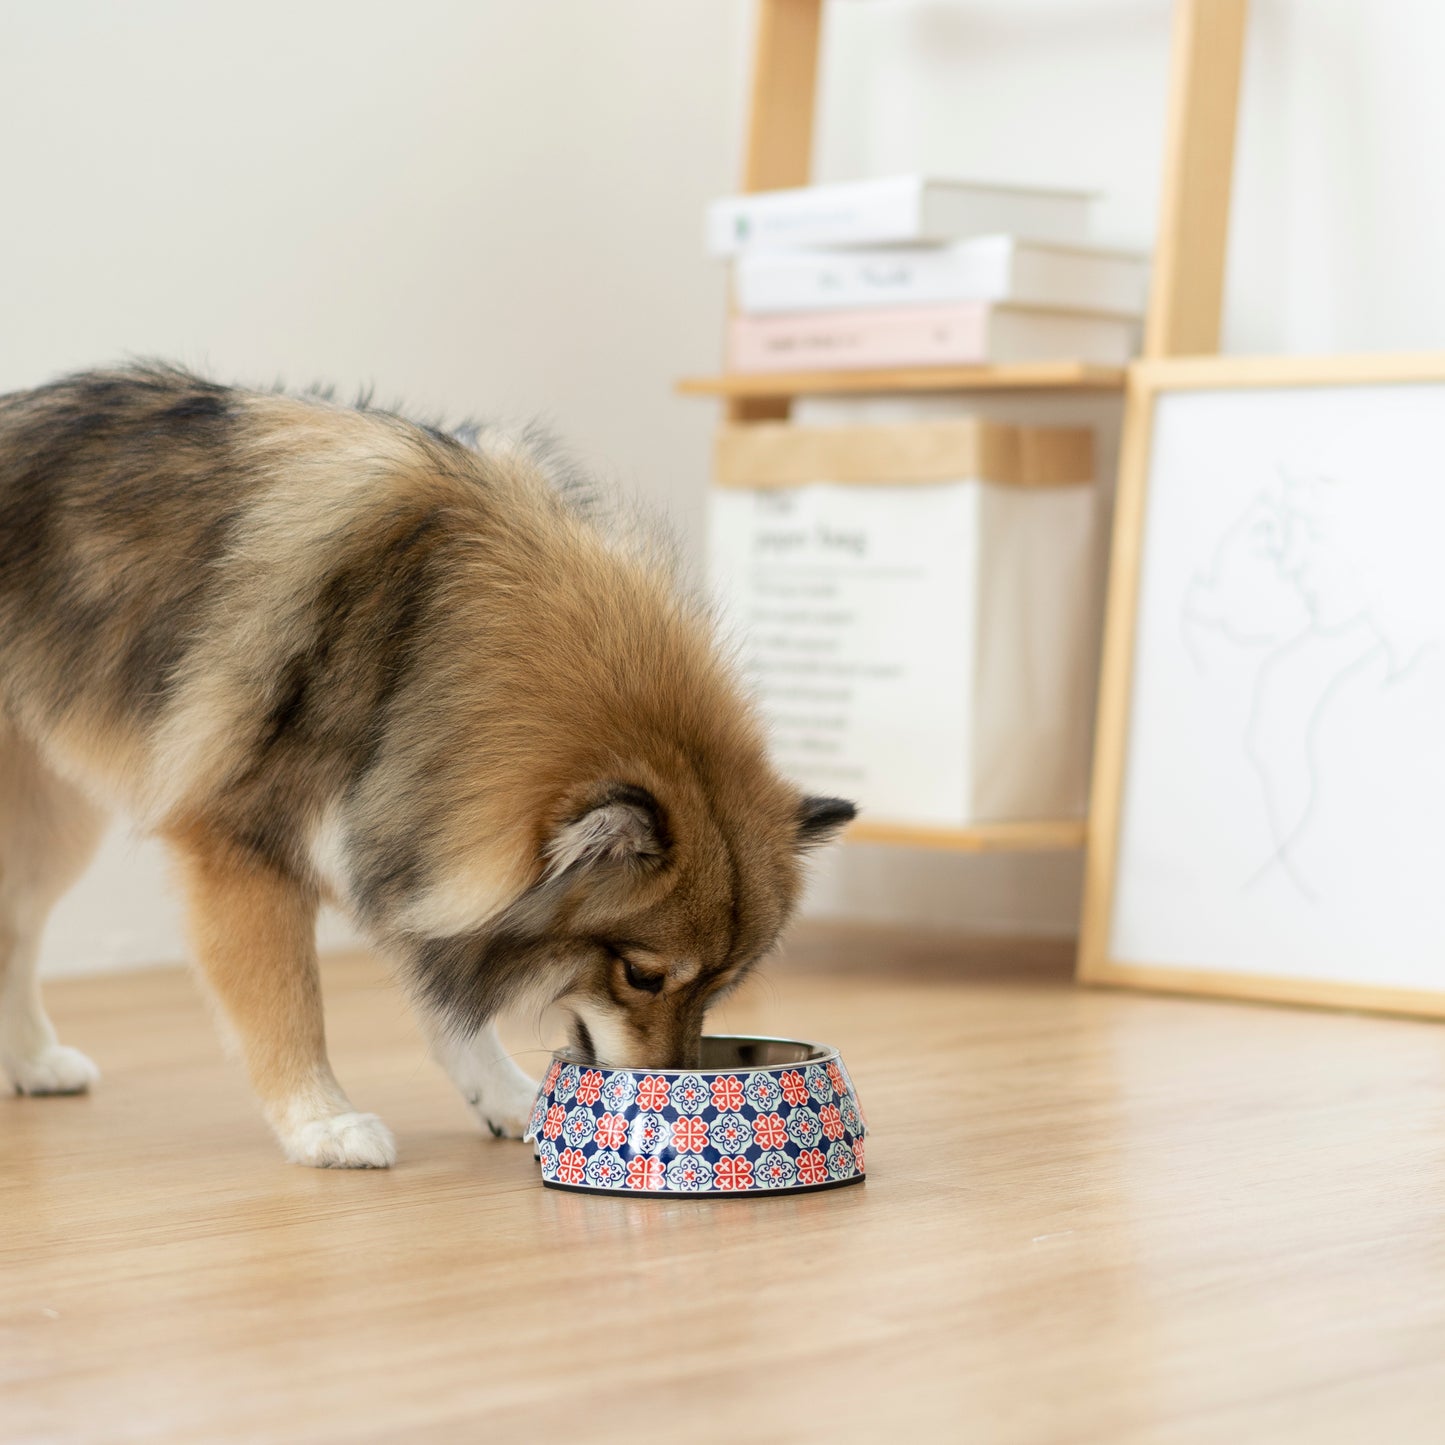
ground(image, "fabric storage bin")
xmin=708 ymin=419 xmax=1098 ymax=828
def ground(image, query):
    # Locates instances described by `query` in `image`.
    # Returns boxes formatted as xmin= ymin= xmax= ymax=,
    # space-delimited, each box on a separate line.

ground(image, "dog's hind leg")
xmin=0 ymin=723 xmax=108 ymax=1095
xmin=168 ymin=829 xmax=396 ymax=1168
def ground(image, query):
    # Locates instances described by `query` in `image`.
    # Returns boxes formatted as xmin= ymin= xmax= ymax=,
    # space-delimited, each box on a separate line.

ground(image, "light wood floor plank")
xmin=5 ymin=923 xmax=1445 ymax=1442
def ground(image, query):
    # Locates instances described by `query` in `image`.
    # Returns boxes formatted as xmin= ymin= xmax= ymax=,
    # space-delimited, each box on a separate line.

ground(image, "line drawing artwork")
xmin=1179 ymin=468 xmax=1437 ymax=900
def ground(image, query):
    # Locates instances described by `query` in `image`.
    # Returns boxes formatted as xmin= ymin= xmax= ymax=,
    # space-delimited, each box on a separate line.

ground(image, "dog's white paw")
xmin=431 ymin=1023 xmax=538 ymax=1141
xmin=6 ymin=1044 xmax=100 ymax=1096
xmin=284 ymin=1111 xmax=396 ymax=1169
xmin=468 ymin=1069 xmax=540 ymax=1140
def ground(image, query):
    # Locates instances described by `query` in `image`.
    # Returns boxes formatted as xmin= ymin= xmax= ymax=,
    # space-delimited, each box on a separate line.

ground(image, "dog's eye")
xmin=623 ymin=959 xmax=664 ymax=995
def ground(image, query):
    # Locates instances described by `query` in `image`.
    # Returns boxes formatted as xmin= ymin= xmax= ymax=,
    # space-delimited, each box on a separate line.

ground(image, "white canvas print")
xmin=1110 ymin=382 xmax=1445 ymax=992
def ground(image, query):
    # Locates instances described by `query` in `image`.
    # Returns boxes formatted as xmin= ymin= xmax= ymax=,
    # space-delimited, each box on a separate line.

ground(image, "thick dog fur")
xmin=0 ymin=364 xmax=853 ymax=1167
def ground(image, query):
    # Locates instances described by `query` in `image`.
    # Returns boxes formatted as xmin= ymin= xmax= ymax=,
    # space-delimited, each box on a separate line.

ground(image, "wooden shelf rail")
xmin=680 ymin=362 xmax=1127 ymax=400
xmin=847 ymin=819 xmax=1088 ymax=853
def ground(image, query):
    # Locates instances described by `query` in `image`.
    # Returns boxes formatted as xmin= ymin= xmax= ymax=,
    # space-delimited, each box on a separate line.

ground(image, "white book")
xmin=735 ymin=236 xmax=1150 ymax=317
xmin=707 ymin=175 xmax=1094 ymax=257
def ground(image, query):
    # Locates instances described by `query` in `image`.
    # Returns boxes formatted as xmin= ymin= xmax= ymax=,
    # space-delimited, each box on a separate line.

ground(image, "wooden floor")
xmin=7 ymin=924 xmax=1445 ymax=1444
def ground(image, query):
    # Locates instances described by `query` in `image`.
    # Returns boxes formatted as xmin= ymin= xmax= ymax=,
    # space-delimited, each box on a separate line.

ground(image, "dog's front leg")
xmin=168 ymin=830 xmax=396 ymax=1168
xmin=427 ymin=1019 xmax=538 ymax=1140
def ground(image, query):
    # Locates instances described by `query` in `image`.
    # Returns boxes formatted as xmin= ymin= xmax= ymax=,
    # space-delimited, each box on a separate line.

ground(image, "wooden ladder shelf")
xmin=682 ymin=0 xmax=1248 ymax=853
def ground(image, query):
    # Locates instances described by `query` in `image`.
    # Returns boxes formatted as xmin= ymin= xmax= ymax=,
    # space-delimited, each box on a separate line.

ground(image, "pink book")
xmin=726 ymin=303 xmax=1136 ymax=372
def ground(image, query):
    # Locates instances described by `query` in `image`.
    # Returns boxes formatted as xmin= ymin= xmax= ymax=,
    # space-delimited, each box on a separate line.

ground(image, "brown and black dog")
xmin=0 ymin=364 xmax=853 ymax=1166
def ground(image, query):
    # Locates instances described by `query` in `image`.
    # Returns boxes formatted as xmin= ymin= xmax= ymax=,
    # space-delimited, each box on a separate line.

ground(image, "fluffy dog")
xmin=0 ymin=364 xmax=853 ymax=1167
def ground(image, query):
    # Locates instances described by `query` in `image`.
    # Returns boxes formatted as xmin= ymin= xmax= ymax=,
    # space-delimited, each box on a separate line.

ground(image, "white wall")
xmin=0 ymin=0 xmax=748 ymax=973
xmin=5 ymin=0 xmax=1444 ymax=972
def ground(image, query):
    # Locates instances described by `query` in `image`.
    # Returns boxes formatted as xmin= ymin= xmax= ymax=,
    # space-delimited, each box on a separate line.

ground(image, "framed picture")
xmin=1080 ymin=354 xmax=1445 ymax=1015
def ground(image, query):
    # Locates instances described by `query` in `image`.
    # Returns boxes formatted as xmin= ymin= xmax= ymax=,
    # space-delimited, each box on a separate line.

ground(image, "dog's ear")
xmin=795 ymin=795 xmax=856 ymax=850
xmin=413 ymin=784 xmax=670 ymax=1037
xmin=545 ymin=783 xmax=670 ymax=878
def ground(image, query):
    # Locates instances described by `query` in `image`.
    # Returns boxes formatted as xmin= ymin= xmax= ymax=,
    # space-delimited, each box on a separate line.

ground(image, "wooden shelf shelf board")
xmin=679 ymin=362 xmax=1127 ymax=401
xmin=847 ymin=819 xmax=1087 ymax=853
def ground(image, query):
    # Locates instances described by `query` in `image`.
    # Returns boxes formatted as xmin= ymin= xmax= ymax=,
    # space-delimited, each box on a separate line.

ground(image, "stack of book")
xmin=707 ymin=175 xmax=1148 ymax=373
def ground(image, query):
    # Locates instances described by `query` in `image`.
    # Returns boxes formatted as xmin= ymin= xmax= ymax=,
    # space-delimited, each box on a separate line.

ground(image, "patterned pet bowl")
xmin=524 ymin=1035 xmax=866 ymax=1197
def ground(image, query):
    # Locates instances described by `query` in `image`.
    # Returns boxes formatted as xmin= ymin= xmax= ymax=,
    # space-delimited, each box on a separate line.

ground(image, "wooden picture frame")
xmin=1080 ymin=352 xmax=1445 ymax=1016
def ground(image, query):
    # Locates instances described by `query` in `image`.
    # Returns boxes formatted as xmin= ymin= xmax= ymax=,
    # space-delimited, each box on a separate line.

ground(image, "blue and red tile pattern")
xmin=524 ymin=1045 xmax=867 ymax=1196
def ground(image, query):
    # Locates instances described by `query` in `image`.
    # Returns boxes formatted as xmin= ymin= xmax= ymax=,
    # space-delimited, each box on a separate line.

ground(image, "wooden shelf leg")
xmin=727 ymin=0 xmax=825 ymax=424
xmin=1144 ymin=0 xmax=1250 ymax=358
